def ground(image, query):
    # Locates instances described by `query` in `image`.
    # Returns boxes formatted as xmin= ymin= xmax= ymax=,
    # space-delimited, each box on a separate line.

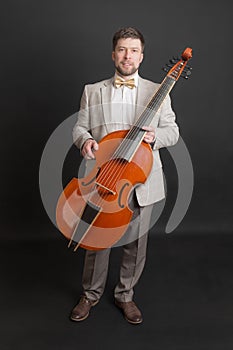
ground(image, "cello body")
xmin=56 ymin=130 xmax=153 ymax=250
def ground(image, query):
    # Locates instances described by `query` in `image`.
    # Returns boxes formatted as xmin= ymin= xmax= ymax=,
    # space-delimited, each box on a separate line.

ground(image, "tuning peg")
xmin=182 ymin=67 xmax=192 ymax=74
xmin=165 ymin=63 xmax=173 ymax=68
xmin=183 ymin=65 xmax=192 ymax=71
xmin=185 ymin=70 xmax=192 ymax=76
xmin=180 ymin=72 xmax=189 ymax=79
xmin=169 ymin=57 xmax=179 ymax=64
xmin=181 ymin=70 xmax=192 ymax=79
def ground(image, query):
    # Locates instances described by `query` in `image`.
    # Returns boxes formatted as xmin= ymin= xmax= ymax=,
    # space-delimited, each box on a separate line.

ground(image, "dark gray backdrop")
xmin=1 ymin=1 xmax=233 ymax=350
xmin=1 ymin=0 xmax=232 ymax=238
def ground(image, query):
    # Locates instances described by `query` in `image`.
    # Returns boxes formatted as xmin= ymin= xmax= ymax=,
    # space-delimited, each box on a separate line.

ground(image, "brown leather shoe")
xmin=115 ymin=300 xmax=143 ymax=324
xmin=70 ymin=296 xmax=99 ymax=322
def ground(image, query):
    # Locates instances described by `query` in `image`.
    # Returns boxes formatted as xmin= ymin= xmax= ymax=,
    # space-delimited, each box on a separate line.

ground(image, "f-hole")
xmin=81 ymin=167 xmax=101 ymax=187
xmin=118 ymin=183 xmax=130 ymax=208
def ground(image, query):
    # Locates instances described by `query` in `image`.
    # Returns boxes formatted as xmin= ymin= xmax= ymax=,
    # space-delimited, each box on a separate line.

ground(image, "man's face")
xmin=112 ymin=38 xmax=144 ymax=78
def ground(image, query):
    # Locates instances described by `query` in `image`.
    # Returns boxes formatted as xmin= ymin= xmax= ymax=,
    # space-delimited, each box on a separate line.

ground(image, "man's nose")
xmin=124 ymin=50 xmax=131 ymax=59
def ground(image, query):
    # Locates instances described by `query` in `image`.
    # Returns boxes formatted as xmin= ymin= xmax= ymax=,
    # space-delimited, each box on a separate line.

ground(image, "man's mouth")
xmin=121 ymin=62 xmax=131 ymax=67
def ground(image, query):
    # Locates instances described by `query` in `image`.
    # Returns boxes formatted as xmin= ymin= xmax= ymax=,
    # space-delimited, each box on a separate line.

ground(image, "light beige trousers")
xmin=81 ymin=198 xmax=154 ymax=302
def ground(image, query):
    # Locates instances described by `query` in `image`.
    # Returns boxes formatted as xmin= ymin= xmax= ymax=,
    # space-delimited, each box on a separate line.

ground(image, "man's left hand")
xmin=142 ymin=126 xmax=155 ymax=144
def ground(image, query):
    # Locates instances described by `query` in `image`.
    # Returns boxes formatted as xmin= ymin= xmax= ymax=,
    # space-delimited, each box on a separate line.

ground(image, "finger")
xmin=81 ymin=145 xmax=93 ymax=159
xmin=85 ymin=147 xmax=95 ymax=159
xmin=143 ymin=136 xmax=150 ymax=143
xmin=142 ymin=125 xmax=153 ymax=132
xmin=84 ymin=141 xmax=99 ymax=159
xmin=143 ymin=134 xmax=155 ymax=144
xmin=85 ymin=154 xmax=93 ymax=160
xmin=92 ymin=142 xmax=99 ymax=151
xmin=82 ymin=149 xmax=92 ymax=159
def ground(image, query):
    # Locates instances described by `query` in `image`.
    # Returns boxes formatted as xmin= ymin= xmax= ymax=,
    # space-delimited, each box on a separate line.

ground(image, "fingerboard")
xmin=112 ymin=76 xmax=176 ymax=162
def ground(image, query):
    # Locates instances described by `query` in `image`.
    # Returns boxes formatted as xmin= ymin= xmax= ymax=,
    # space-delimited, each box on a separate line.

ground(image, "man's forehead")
xmin=115 ymin=38 xmax=142 ymax=48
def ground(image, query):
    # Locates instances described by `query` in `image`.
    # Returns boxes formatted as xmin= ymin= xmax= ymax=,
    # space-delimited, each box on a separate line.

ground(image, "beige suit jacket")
xmin=73 ymin=76 xmax=179 ymax=206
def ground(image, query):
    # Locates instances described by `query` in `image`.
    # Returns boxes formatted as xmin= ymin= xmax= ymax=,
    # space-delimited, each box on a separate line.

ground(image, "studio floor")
xmin=1 ymin=230 xmax=233 ymax=350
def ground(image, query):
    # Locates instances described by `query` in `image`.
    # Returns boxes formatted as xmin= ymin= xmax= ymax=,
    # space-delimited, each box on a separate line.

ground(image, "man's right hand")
xmin=81 ymin=138 xmax=99 ymax=159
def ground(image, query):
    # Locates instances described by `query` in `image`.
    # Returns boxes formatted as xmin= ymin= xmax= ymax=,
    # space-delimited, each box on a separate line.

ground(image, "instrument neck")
xmin=113 ymin=76 xmax=176 ymax=162
xmin=135 ymin=75 xmax=176 ymax=128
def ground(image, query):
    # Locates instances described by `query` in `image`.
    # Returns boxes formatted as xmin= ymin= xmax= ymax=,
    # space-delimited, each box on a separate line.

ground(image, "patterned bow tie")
xmin=114 ymin=78 xmax=135 ymax=89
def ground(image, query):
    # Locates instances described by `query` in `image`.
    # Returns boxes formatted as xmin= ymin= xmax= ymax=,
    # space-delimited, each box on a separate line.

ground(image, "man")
xmin=71 ymin=27 xmax=179 ymax=324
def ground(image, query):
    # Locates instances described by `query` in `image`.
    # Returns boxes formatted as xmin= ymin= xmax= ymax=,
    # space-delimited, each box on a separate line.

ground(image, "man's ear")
xmin=140 ymin=52 xmax=144 ymax=64
xmin=112 ymin=51 xmax=115 ymax=61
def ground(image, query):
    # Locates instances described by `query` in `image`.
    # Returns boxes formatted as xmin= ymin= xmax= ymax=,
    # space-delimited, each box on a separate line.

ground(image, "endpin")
xmin=68 ymin=239 xmax=81 ymax=252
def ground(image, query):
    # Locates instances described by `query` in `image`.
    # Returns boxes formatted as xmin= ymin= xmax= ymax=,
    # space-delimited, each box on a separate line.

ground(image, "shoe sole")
xmin=125 ymin=316 xmax=143 ymax=324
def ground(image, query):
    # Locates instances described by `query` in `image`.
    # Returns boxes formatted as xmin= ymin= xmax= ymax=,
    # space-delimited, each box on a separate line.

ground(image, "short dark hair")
xmin=112 ymin=27 xmax=145 ymax=52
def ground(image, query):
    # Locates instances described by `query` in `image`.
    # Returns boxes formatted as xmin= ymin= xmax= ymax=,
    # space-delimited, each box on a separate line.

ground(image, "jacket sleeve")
xmin=72 ymin=85 xmax=94 ymax=149
xmin=152 ymin=94 xmax=179 ymax=150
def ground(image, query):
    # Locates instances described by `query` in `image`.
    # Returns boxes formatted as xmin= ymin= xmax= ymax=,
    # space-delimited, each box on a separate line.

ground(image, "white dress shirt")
xmin=111 ymin=72 xmax=139 ymax=127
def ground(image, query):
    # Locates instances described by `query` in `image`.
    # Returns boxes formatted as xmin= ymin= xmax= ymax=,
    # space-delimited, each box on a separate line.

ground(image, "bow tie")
xmin=114 ymin=78 xmax=135 ymax=89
